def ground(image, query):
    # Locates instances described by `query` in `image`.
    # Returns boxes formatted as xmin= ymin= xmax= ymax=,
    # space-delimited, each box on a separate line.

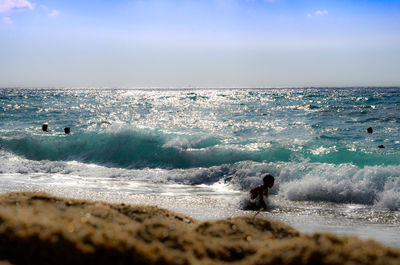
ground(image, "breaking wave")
xmin=1 ymin=148 xmax=399 ymax=210
xmin=1 ymin=128 xmax=398 ymax=169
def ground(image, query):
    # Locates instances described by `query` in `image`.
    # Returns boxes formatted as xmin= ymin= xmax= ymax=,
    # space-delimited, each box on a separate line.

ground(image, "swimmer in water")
xmin=249 ymin=174 xmax=275 ymax=210
xmin=42 ymin=123 xmax=48 ymax=132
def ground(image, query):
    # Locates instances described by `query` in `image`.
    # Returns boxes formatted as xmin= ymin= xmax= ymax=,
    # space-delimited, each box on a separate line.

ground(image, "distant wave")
xmin=0 ymin=129 xmax=256 ymax=169
xmin=0 ymin=128 xmax=399 ymax=169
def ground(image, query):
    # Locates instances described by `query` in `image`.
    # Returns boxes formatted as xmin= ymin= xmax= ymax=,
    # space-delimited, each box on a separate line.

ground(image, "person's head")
xmin=263 ymin=174 xmax=274 ymax=188
xmin=64 ymin=127 xmax=70 ymax=134
xmin=42 ymin=123 xmax=48 ymax=132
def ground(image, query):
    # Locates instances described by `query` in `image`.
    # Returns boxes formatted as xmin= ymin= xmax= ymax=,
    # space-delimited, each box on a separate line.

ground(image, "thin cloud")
xmin=307 ymin=10 xmax=328 ymax=17
xmin=2 ymin=16 xmax=12 ymax=24
xmin=0 ymin=0 xmax=33 ymax=13
xmin=48 ymin=9 xmax=59 ymax=18
xmin=315 ymin=10 xmax=328 ymax=16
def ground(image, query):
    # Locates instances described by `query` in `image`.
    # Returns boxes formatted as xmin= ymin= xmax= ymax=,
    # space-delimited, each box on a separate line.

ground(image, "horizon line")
xmin=1 ymin=86 xmax=400 ymax=90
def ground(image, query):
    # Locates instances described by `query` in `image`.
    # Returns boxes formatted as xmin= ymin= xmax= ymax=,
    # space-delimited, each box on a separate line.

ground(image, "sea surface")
xmin=1 ymin=87 xmax=399 ymax=247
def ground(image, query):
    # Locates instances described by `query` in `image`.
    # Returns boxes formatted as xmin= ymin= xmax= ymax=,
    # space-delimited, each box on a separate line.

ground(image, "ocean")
xmin=1 ymin=87 xmax=399 ymax=247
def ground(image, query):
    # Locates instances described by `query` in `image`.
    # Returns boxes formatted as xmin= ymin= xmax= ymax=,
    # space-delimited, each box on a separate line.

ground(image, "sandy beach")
xmin=0 ymin=192 xmax=399 ymax=265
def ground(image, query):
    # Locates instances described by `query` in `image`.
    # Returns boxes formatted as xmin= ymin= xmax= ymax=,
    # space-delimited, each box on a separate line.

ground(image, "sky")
xmin=0 ymin=0 xmax=400 ymax=88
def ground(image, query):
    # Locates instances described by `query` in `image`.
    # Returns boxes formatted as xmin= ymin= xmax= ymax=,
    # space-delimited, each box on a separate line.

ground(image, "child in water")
xmin=249 ymin=174 xmax=275 ymax=210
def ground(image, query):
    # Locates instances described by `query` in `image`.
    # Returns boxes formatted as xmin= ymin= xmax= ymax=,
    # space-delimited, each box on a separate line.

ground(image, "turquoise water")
xmin=1 ymin=88 xmax=400 ymax=212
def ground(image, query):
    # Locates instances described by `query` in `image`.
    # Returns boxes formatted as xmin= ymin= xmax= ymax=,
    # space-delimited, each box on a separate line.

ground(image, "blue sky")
xmin=1 ymin=0 xmax=400 ymax=87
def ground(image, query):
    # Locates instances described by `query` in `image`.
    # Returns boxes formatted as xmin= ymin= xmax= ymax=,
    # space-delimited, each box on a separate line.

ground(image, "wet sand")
xmin=0 ymin=192 xmax=399 ymax=265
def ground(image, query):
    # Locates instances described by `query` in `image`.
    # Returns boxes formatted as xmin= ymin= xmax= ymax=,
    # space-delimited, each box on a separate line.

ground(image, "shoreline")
xmin=0 ymin=192 xmax=399 ymax=265
xmin=1 ymin=180 xmax=400 ymax=248
xmin=2 ymin=182 xmax=400 ymax=248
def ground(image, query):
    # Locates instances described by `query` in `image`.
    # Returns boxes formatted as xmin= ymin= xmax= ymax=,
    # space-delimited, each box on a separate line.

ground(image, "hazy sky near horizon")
xmin=1 ymin=0 xmax=400 ymax=88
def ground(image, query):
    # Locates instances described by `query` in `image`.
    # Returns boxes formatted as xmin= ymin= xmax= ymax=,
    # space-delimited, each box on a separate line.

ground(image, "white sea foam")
xmin=280 ymin=164 xmax=400 ymax=206
xmin=1 ymin=149 xmax=400 ymax=210
xmin=378 ymin=178 xmax=400 ymax=210
xmin=282 ymin=177 xmax=376 ymax=204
